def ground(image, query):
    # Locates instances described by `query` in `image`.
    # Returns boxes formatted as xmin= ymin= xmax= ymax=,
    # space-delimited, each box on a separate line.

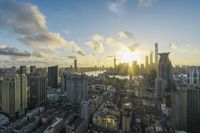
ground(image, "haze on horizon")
xmin=0 ymin=0 xmax=200 ymax=67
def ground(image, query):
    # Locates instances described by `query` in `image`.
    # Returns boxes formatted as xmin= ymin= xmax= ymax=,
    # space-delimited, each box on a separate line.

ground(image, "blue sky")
xmin=0 ymin=0 xmax=200 ymax=67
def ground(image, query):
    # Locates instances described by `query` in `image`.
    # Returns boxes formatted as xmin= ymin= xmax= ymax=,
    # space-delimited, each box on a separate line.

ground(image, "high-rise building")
xmin=48 ymin=65 xmax=59 ymax=88
xmin=145 ymin=55 xmax=149 ymax=69
xmin=74 ymin=59 xmax=78 ymax=71
xmin=132 ymin=60 xmax=138 ymax=76
xmin=81 ymin=101 xmax=92 ymax=130
xmin=30 ymin=66 xmax=36 ymax=74
xmin=30 ymin=68 xmax=47 ymax=108
xmin=172 ymin=85 xmax=200 ymax=133
xmin=2 ymin=75 xmax=20 ymax=118
xmin=62 ymin=71 xmax=88 ymax=104
xmin=20 ymin=66 xmax=26 ymax=74
xmin=150 ymin=51 xmax=153 ymax=67
xmin=157 ymin=53 xmax=172 ymax=92
xmin=2 ymin=74 xmax=27 ymax=118
xmin=155 ymin=43 xmax=158 ymax=65
xmin=187 ymin=66 xmax=200 ymax=84
xmin=122 ymin=103 xmax=132 ymax=132
xmin=114 ymin=58 xmax=116 ymax=68
xmin=187 ymin=87 xmax=200 ymax=133
xmin=0 ymin=77 xmax=3 ymax=109
xmin=171 ymin=85 xmax=187 ymax=131
xmin=20 ymin=74 xmax=27 ymax=114
xmin=155 ymin=78 xmax=165 ymax=98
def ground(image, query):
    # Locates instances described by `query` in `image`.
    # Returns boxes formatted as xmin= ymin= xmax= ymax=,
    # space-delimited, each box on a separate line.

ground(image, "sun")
xmin=121 ymin=51 xmax=138 ymax=65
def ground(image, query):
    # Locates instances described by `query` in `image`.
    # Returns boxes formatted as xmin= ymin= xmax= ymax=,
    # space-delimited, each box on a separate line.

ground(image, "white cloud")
xmin=86 ymin=34 xmax=105 ymax=54
xmin=87 ymin=32 xmax=139 ymax=55
xmin=170 ymin=43 xmax=177 ymax=50
xmin=107 ymin=0 xmax=127 ymax=14
xmin=0 ymin=1 xmax=85 ymax=61
xmin=138 ymin=0 xmax=156 ymax=7
xmin=118 ymin=31 xmax=133 ymax=39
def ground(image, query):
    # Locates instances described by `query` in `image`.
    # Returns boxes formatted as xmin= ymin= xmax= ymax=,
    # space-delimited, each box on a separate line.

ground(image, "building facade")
xmin=48 ymin=65 xmax=59 ymax=88
xmin=62 ymin=71 xmax=88 ymax=104
xmin=1 ymin=74 xmax=27 ymax=118
xmin=187 ymin=66 xmax=200 ymax=84
xmin=172 ymin=85 xmax=200 ymax=133
xmin=30 ymin=68 xmax=47 ymax=108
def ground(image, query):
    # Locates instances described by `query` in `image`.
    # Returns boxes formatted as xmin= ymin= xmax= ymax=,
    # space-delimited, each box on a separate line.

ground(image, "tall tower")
xmin=48 ymin=65 xmax=59 ymax=88
xmin=145 ymin=55 xmax=149 ymax=69
xmin=20 ymin=66 xmax=26 ymax=74
xmin=155 ymin=43 xmax=158 ymax=65
xmin=30 ymin=68 xmax=47 ymax=108
xmin=2 ymin=75 xmax=21 ymax=118
xmin=150 ymin=51 xmax=153 ymax=67
xmin=74 ymin=59 xmax=78 ymax=71
xmin=20 ymin=74 xmax=27 ymax=114
xmin=156 ymin=52 xmax=172 ymax=94
xmin=114 ymin=58 xmax=116 ymax=69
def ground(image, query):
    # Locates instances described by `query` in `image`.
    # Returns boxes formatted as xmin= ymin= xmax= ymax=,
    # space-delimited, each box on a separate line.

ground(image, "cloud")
xmin=64 ymin=30 xmax=71 ymax=35
xmin=0 ymin=1 xmax=85 ymax=59
xmin=68 ymin=55 xmax=76 ymax=59
xmin=107 ymin=0 xmax=127 ymax=14
xmin=127 ymin=43 xmax=139 ymax=52
xmin=170 ymin=43 xmax=177 ymax=50
xmin=87 ymin=32 xmax=139 ymax=55
xmin=118 ymin=31 xmax=133 ymax=39
xmin=0 ymin=44 xmax=31 ymax=57
xmin=170 ymin=43 xmax=200 ymax=54
xmin=86 ymin=34 xmax=105 ymax=54
xmin=138 ymin=0 xmax=156 ymax=7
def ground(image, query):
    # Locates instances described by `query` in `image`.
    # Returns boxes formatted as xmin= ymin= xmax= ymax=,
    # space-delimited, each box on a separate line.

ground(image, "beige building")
xmin=2 ymin=75 xmax=21 ymax=118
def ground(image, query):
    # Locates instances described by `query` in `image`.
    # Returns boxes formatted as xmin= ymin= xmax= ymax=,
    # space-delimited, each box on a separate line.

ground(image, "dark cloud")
xmin=68 ymin=55 xmax=76 ymax=59
xmin=127 ymin=43 xmax=139 ymax=52
xmin=0 ymin=45 xmax=31 ymax=57
xmin=77 ymin=50 xmax=86 ymax=56
xmin=107 ymin=55 xmax=115 ymax=58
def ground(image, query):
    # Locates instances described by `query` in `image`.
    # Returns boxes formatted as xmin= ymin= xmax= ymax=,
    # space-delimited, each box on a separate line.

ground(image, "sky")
xmin=0 ymin=0 xmax=200 ymax=67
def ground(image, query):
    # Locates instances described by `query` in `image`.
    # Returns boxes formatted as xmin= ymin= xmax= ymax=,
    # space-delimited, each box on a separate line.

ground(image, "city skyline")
xmin=0 ymin=0 xmax=200 ymax=67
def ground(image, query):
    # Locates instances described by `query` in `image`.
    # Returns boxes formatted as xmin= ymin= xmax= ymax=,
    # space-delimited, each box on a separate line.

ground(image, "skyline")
xmin=0 ymin=0 xmax=200 ymax=67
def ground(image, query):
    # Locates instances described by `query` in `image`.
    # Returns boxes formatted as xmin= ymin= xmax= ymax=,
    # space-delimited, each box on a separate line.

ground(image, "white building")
xmin=187 ymin=66 xmax=200 ymax=84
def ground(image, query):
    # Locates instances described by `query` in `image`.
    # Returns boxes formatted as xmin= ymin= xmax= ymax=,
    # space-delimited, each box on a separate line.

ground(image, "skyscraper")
xmin=20 ymin=66 xmax=26 ymax=74
xmin=81 ymin=101 xmax=92 ymax=130
xmin=30 ymin=66 xmax=36 ymax=74
xmin=157 ymin=53 xmax=172 ymax=92
xmin=20 ymin=74 xmax=27 ymax=114
xmin=48 ymin=65 xmax=59 ymax=88
xmin=171 ymin=85 xmax=187 ymax=131
xmin=62 ymin=71 xmax=88 ymax=104
xmin=0 ymin=77 xmax=3 ymax=109
xmin=155 ymin=43 xmax=158 ymax=65
xmin=187 ymin=66 xmax=200 ymax=84
xmin=132 ymin=60 xmax=138 ymax=76
xmin=172 ymin=85 xmax=200 ymax=133
xmin=145 ymin=55 xmax=149 ymax=69
xmin=2 ymin=74 xmax=27 ymax=118
xmin=114 ymin=58 xmax=116 ymax=68
xmin=187 ymin=87 xmax=200 ymax=133
xmin=150 ymin=51 xmax=153 ymax=67
xmin=74 ymin=59 xmax=78 ymax=71
xmin=30 ymin=68 xmax=47 ymax=108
